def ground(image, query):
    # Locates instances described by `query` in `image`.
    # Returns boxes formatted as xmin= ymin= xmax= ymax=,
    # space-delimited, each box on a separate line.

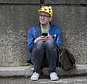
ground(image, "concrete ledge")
xmin=0 ymin=66 xmax=33 ymax=77
xmin=0 ymin=65 xmax=87 ymax=77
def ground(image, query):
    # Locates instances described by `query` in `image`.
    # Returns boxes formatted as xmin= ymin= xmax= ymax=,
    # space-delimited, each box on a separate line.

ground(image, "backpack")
xmin=59 ymin=48 xmax=75 ymax=71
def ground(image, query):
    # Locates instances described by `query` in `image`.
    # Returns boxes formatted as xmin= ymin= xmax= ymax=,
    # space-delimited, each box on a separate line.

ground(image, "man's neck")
xmin=40 ymin=23 xmax=50 ymax=29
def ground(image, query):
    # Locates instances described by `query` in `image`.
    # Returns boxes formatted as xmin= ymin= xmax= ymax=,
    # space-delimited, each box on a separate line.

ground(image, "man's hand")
xmin=39 ymin=36 xmax=46 ymax=41
xmin=34 ymin=36 xmax=46 ymax=43
xmin=34 ymin=34 xmax=53 ymax=43
xmin=45 ymin=34 xmax=53 ymax=40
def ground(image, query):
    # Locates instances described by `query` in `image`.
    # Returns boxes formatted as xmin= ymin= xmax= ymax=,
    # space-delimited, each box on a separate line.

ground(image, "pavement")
xmin=0 ymin=76 xmax=87 ymax=84
xmin=0 ymin=64 xmax=87 ymax=77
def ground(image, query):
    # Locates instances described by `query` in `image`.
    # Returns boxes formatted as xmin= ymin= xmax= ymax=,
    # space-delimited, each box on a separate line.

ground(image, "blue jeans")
xmin=32 ymin=40 xmax=58 ymax=74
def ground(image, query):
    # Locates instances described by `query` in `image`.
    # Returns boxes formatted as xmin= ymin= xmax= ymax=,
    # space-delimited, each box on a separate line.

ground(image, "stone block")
xmin=0 ymin=2 xmax=87 ymax=66
xmin=0 ymin=5 xmax=39 ymax=66
xmin=0 ymin=0 xmax=40 ymax=4
xmin=45 ymin=0 xmax=87 ymax=4
xmin=52 ymin=6 xmax=87 ymax=64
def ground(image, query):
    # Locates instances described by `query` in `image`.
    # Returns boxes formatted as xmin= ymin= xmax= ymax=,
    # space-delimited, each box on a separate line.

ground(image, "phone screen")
xmin=42 ymin=33 xmax=48 ymax=36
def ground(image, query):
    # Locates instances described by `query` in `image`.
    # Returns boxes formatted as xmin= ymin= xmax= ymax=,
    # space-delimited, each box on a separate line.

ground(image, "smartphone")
xmin=42 ymin=33 xmax=48 ymax=36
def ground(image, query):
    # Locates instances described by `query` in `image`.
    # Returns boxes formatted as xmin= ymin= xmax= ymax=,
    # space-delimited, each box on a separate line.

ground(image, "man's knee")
xmin=45 ymin=40 xmax=54 ymax=48
xmin=35 ymin=40 xmax=44 ymax=49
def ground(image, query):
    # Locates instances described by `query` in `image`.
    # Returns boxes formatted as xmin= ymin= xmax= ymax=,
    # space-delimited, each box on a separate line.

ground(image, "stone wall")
xmin=0 ymin=3 xmax=39 ymax=66
xmin=0 ymin=0 xmax=40 ymax=3
xmin=45 ymin=0 xmax=87 ymax=4
xmin=53 ymin=6 xmax=87 ymax=64
xmin=0 ymin=0 xmax=87 ymax=66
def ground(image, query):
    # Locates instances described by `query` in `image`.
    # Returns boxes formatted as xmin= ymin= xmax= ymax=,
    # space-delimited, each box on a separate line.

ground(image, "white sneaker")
xmin=50 ymin=72 xmax=59 ymax=81
xmin=30 ymin=72 xmax=40 ymax=81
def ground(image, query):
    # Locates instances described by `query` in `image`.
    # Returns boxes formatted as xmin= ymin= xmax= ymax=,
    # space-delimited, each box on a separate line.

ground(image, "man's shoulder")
xmin=51 ymin=24 xmax=61 ymax=31
xmin=28 ymin=26 xmax=37 ymax=32
xmin=28 ymin=26 xmax=36 ymax=30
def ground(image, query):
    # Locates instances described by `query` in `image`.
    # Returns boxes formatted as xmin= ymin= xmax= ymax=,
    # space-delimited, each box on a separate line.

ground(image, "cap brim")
xmin=38 ymin=10 xmax=45 ymax=12
xmin=38 ymin=10 xmax=51 ymax=16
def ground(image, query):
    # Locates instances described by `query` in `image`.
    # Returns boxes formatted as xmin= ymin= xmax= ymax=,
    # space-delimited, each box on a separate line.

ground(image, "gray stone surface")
xmin=0 ymin=65 xmax=87 ymax=77
xmin=0 ymin=0 xmax=40 ymax=4
xmin=52 ymin=6 xmax=87 ymax=64
xmin=1 ymin=76 xmax=87 ymax=84
xmin=0 ymin=66 xmax=33 ymax=77
xmin=0 ymin=0 xmax=86 ymax=4
xmin=0 ymin=1 xmax=87 ymax=66
xmin=45 ymin=0 xmax=87 ymax=4
xmin=0 ymin=5 xmax=39 ymax=66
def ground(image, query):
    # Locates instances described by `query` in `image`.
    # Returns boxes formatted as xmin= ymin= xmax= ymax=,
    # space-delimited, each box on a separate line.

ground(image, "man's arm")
xmin=56 ymin=28 xmax=62 ymax=48
xmin=27 ymin=28 xmax=34 ymax=53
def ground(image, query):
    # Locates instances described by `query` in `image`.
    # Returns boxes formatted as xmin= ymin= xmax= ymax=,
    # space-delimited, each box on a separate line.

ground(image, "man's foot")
xmin=30 ymin=72 xmax=40 ymax=81
xmin=50 ymin=72 xmax=59 ymax=81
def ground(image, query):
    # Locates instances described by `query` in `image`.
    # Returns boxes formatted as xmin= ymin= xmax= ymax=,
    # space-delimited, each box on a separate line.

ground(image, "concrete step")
xmin=0 ymin=64 xmax=87 ymax=77
xmin=0 ymin=76 xmax=87 ymax=84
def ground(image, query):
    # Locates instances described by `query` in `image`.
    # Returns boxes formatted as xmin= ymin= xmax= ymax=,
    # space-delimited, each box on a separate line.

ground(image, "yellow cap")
xmin=38 ymin=6 xmax=53 ymax=17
